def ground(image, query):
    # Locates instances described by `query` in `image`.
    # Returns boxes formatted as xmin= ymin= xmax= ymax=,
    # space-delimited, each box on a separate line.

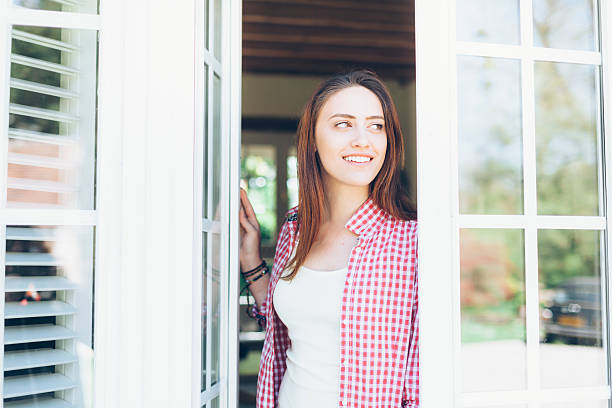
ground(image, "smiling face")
xmin=314 ymin=86 xmax=387 ymax=191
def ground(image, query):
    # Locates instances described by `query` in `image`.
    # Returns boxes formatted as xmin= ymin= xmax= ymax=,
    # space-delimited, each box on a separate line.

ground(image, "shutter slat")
xmin=4 ymin=349 xmax=77 ymax=371
xmin=5 ymin=276 xmax=77 ymax=292
xmin=6 ymin=227 xmax=57 ymax=241
xmin=10 ymin=78 xmax=78 ymax=99
xmin=7 ymin=178 xmax=77 ymax=194
xmin=5 ymin=301 xmax=76 ymax=319
xmin=4 ymin=324 xmax=76 ymax=345
xmin=11 ymin=29 xmax=77 ymax=53
xmin=5 ymin=252 xmax=58 ymax=266
xmin=11 ymin=54 xmax=78 ymax=76
xmin=8 ymin=152 xmax=74 ymax=169
xmin=5 ymin=397 xmax=73 ymax=408
xmin=8 ymin=128 xmax=76 ymax=145
xmin=3 ymin=373 xmax=75 ymax=398
xmin=9 ymin=103 xmax=79 ymax=123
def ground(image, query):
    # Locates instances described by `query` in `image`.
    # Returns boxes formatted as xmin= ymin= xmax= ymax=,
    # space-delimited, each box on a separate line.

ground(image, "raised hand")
xmin=239 ymin=187 xmax=263 ymax=271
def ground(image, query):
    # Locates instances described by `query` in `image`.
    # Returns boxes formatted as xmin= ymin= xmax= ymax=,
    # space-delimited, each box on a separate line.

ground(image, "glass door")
xmin=416 ymin=0 xmax=611 ymax=406
xmin=195 ymin=0 xmax=241 ymax=406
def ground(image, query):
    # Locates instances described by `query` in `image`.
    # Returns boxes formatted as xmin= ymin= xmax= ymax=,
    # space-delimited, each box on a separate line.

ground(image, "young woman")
xmin=239 ymin=70 xmax=419 ymax=408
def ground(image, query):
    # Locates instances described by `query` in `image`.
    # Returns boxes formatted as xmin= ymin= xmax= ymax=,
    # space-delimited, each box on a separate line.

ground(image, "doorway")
xmin=237 ymin=1 xmax=417 ymax=405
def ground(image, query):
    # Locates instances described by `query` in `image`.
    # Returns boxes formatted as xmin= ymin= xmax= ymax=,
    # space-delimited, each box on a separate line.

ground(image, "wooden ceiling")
xmin=242 ymin=0 xmax=415 ymax=82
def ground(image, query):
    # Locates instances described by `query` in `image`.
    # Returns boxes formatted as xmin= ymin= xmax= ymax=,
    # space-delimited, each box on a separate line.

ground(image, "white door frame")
xmin=416 ymin=0 xmax=612 ymax=407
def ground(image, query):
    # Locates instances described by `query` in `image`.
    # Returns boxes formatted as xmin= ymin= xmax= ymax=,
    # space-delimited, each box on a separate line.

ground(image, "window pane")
xmin=11 ymin=0 xmax=98 ymax=13
xmin=533 ymin=0 xmax=597 ymax=50
xmin=241 ymin=145 xmax=277 ymax=245
xmin=204 ymin=0 xmax=209 ymax=51
xmin=212 ymin=74 xmax=222 ymax=221
xmin=213 ymin=0 xmax=222 ymax=60
xmin=201 ymin=232 xmax=208 ymax=391
xmin=210 ymin=232 xmax=221 ymax=385
xmin=7 ymin=26 xmax=97 ymax=210
xmin=287 ymin=149 xmax=298 ymax=210
xmin=460 ymin=229 xmax=526 ymax=392
xmin=458 ymin=56 xmax=523 ymax=214
xmin=4 ymin=225 xmax=94 ymax=406
xmin=457 ymin=0 xmax=520 ymax=44
xmin=202 ymin=64 xmax=208 ymax=218
xmin=535 ymin=62 xmax=599 ymax=215
xmin=538 ymin=229 xmax=606 ymax=388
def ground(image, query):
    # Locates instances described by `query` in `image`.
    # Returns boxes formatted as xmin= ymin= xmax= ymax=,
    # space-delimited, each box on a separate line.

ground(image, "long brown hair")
xmin=283 ymin=70 xmax=416 ymax=280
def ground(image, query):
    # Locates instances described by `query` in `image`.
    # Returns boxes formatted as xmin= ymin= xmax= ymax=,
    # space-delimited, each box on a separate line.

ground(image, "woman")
xmin=239 ymin=70 xmax=419 ymax=408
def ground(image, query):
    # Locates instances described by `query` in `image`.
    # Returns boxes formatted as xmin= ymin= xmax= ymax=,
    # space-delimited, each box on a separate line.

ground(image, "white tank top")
xmin=273 ymin=264 xmax=348 ymax=408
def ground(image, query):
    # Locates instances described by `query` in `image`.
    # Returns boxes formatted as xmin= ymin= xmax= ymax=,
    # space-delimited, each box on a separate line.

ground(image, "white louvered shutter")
xmin=2 ymin=2 xmax=98 ymax=407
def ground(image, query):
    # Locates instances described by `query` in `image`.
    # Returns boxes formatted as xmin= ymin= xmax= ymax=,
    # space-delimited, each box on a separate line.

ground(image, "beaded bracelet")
xmin=241 ymin=259 xmax=266 ymax=275
xmin=241 ymin=260 xmax=267 ymax=278
xmin=244 ymin=264 xmax=269 ymax=285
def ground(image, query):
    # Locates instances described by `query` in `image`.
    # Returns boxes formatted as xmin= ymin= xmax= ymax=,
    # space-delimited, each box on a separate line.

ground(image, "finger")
xmin=239 ymin=204 xmax=255 ymax=233
xmin=241 ymin=189 xmax=257 ymax=220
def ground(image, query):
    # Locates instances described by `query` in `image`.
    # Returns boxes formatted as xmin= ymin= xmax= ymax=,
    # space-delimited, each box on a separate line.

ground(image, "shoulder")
xmin=285 ymin=205 xmax=298 ymax=223
xmin=385 ymin=215 xmax=418 ymax=234
xmin=276 ymin=206 xmax=298 ymax=242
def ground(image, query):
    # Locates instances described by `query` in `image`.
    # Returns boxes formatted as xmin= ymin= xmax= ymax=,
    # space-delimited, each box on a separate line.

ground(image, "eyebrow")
xmin=328 ymin=113 xmax=384 ymax=120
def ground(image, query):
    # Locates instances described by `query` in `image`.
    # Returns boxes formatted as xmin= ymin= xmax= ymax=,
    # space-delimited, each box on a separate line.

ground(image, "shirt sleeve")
xmin=402 ymin=259 xmax=419 ymax=407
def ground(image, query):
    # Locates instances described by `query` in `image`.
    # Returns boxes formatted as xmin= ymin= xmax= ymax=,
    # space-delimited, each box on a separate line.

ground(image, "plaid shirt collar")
xmin=343 ymin=196 xmax=389 ymax=238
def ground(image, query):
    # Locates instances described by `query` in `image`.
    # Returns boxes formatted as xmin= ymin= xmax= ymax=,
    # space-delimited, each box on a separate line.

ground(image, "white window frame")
xmin=416 ymin=0 xmax=612 ymax=407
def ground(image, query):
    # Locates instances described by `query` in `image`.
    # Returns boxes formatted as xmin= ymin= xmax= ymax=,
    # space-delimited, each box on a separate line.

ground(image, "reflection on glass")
xmin=533 ymin=0 xmax=596 ymax=50
xmin=241 ymin=145 xmax=277 ymax=244
xmin=210 ymin=396 xmax=220 ymax=408
xmin=538 ymin=229 xmax=606 ymax=388
xmin=8 ymin=26 xmax=97 ymax=210
xmin=535 ymin=62 xmax=599 ymax=215
xmin=213 ymin=0 xmax=222 ymax=60
xmin=202 ymin=64 xmax=209 ymax=218
xmin=212 ymin=74 xmax=222 ymax=221
xmin=287 ymin=151 xmax=298 ymax=209
xmin=211 ymin=232 xmax=221 ymax=385
xmin=11 ymin=0 xmax=98 ymax=13
xmin=201 ymin=232 xmax=208 ymax=391
xmin=457 ymin=0 xmax=520 ymax=44
xmin=541 ymin=401 xmax=608 ymax=408
xmin=460 ymin=229 xmax=526 ymax=392
xmin=4 ymin=226 xmax=94 ymax=406
xmin=458 ymin=56 xmax=523 ymax=214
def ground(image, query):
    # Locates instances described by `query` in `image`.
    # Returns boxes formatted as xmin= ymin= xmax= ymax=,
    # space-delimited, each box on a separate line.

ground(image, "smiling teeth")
xmin=344 ymin=156 xmax=371 ymax=163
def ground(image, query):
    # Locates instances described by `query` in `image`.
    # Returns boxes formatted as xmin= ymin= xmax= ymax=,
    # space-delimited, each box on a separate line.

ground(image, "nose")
xmin=351 ymin=124 xmax=370 ymax=147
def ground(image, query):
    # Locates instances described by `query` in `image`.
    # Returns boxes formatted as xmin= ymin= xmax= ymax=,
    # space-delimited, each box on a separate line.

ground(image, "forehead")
xmin=320 ymin=86 xmax=383 ymax=117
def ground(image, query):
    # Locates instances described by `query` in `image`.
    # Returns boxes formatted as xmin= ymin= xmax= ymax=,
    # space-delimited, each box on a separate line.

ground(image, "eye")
xmin=335 ymin=121 xmax=351 ymax=128
xmin=370 ymin=123 xmax=384 ymax=130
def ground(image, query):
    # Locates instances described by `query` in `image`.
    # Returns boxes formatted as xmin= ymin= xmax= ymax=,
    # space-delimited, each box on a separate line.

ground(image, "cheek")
xmin=315 ymin=130 xmax=341 ymax=157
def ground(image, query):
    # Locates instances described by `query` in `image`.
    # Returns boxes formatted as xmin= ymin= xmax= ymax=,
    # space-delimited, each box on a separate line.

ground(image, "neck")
xmin=321 ymin=176 xmax=369 ymax=227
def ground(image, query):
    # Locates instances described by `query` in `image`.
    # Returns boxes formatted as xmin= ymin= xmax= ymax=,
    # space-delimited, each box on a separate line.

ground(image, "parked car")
xmin=541 ymin=277 xmax=602 ymax=345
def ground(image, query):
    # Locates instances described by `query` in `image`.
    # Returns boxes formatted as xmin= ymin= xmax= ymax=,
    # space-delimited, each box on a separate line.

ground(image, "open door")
xmin=417 ymin=0 xmax=612 ymax=407
xmin=195 ymin=0 xmax=242 ymax=407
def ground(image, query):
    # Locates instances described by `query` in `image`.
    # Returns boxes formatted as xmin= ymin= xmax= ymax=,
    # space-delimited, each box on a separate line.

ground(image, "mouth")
xmin=343 ymin=154 xmax=374 ymax=165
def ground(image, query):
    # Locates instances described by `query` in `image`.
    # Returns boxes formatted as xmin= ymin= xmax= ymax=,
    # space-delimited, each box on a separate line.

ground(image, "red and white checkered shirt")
xmin=253 ymin=197 xmax=419 ymax=408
